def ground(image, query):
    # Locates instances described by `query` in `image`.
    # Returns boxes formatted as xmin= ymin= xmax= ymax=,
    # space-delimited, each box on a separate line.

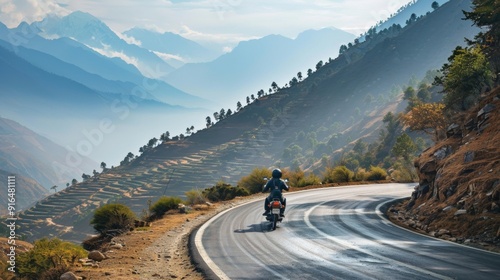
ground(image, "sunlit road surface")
xmin=193 ymin=184 xmax=500 ymax=280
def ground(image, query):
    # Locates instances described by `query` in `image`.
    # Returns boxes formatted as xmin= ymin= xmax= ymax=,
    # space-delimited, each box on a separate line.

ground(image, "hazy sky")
xmin=0 ymin=0 xmax=413 ymax=45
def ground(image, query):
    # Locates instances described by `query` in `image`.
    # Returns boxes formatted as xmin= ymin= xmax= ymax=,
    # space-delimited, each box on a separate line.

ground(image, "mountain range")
xmin=165 ymin=28 xmax=356 ymax=107
xmin=0 ymin=16 xmax=216 ymax=167
xmin=32 ymin=11 xmax=175 ymax=79
xmin=0 ymin=9 xmax=365 ymax=168
xmin=0 ymin=40 xmax=211 ymax=161
xmin=10 ymin=0 xmax=481 ymax=242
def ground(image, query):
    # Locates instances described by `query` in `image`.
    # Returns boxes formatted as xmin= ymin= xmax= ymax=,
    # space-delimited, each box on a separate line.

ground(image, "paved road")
xmin=193 ymin=184 xmax=500 ymax=279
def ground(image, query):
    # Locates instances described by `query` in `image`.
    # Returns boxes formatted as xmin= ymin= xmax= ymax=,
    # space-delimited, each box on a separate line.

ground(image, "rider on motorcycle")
xmin=262 ymin=168 xmax=289 ymax=217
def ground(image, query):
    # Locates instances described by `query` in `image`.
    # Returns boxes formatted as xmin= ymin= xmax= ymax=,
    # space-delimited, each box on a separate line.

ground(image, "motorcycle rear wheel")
xmin=272 ymin=214 xmax=278 ymax=230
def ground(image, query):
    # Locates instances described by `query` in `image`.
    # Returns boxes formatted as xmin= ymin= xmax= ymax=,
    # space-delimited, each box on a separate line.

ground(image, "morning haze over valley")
xmin=1 ymin=0 xmax=499 ymax=279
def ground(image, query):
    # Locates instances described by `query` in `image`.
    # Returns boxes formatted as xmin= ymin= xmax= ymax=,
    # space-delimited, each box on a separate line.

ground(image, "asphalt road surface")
xmin=193 ymin=183 xmax=500 ymax=279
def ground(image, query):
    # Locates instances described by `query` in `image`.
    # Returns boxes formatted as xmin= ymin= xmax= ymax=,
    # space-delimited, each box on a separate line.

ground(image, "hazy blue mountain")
xmin=165 ymin=27 xmax=356 ymax=107
xmin=123 ymin=27 xmax=219 ymax=66
xmin=19 ymin=34 xmax=143 ymax=82
xmin=0 ymin=117 xmax=95 ymax=190
xmin=12 ymin=44 xmax=147 ymax=97
xmin=0 ymin=42 xmax=209 ymax=165
xmin=31 ymin=11 xmax=175 ymax=78
xmin=0 ymin=26 xmax=211 ymax=109
xmin=9 ymin=40 xmax=209 ymax=107
xmin=0 ymin=21 xmax=8 ymax=35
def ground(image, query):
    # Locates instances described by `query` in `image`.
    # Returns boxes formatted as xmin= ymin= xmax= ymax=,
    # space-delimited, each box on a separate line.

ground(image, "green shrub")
xmin=17 ymin=238 xmax=86 ymax=280
xmin=366 ymin=166 xmax=388 ymax=181
xmin=298 ymin=172 xmax=322 ymax=187
xmin=354 ymin=168 xmax=368 ymax=181
xmin=237 ymin=167 xmax=271 ymax=194
xmin=390 ymin=161 xmax=418 ymax=182
xmin=203 ymin=182 xmax=249 ymax=202
xmin=286 ymin=168 xmax=304 ymax=187
xmin=90 ymin=203 xmax=136 ymax=234
xmin=288 ymin=168 xmax=321 ymax=187
xmin=150 ymin=196 xmax=183 ymax=219
xmin=390 ymin=169 xmax=413 ymax=182
xmin=185 ymin=188 xmax=207 ymax=205
xmin=322 ymin=166 xmax=354 ymax=183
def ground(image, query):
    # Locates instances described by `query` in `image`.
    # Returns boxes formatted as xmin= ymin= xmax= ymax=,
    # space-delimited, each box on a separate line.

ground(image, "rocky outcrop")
xmin=389 ymin=88 xmax=500 ymax=252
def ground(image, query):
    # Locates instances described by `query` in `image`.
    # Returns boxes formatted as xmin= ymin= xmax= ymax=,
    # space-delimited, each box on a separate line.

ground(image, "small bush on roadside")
xmin=353 ymin=168 xmax=368 ymax=181
xmin=185 ymin=188 xmax=207 ymax=205
xmin=390 ymin=161 xmax=418 ymax=182
xmin=16 ymin=238 xmax=86 ymax=280
xmin=237 ymin=167 xmax=271 ymax=194
xmin=298 ymin=172 xmax=322 ymax=187
xmin=322 ymin=166 xmax=354 ymax=183
xmin=366 ymin=166 xmax=388 ymax=181
xmin=203 ymin=181 xmax=249 ymax=202
xmin=90 ymin=203 xmax=137 ymax=234
xmin=286 ymin=168 xmax=304 ymax=187
xmin=287 ymin=168 xmax=321 ymax=188
xmin=390 ymin=169 xmax=412 ymax=182
xmin=150 ymin=196 xmax=183 ymax=219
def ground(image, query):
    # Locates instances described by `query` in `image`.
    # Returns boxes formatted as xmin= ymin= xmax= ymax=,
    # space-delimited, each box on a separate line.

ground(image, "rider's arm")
xmin=282 ymin=180 xmax=290 ymax=191
xmin=262 ymin=181 xmax=270 ymax=193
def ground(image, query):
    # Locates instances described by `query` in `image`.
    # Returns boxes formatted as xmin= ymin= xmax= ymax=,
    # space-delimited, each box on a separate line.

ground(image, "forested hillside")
xmin=389 ymin=0 xmax=500 ymax=251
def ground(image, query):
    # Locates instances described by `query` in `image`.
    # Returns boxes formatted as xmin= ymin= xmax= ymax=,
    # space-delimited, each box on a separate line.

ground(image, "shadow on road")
xmin=233 ymin=222 xmax=270 ymax=233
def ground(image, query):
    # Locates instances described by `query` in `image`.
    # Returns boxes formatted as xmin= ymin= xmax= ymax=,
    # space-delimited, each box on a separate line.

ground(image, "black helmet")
xmin=272 ymin=168 xmax=282 ymax=179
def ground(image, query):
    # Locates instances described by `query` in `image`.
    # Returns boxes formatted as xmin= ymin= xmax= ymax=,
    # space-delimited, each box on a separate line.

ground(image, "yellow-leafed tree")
xmin=402 ymin=103 xmax=447 ymax=142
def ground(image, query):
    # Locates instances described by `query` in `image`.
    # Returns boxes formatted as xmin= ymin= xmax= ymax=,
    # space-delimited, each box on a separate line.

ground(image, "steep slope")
xmin=389 ymin=87 xmax=500 ymax=251
xmin=15 ymin=0 xmax=479 ymax=242
xmin=301 ymin=0 xmax=478 ymax=129
xmin=165 ymin=28 xmax=356 ymax=107
xmin=0 ymin=117 xmax=95 ymax=189
xmin=376 ymin=0 xmax=450 ymax=32
xmin=0 ymin=170 xmax=49 ymax=214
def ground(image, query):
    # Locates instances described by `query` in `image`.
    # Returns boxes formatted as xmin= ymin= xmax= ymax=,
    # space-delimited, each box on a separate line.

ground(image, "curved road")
xmin=193 ymin=184 xmax=500 ymax=279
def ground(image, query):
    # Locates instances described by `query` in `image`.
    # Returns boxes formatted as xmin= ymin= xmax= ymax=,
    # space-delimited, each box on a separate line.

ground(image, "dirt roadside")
xmin=70 ymin=184 xmax=342 ymax=280
xmin=73 ymin=196 xmax=260 ymax=280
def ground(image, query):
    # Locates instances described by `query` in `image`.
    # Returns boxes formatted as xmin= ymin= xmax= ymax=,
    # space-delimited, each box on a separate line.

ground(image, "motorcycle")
xmin=263 ymin=177 xmax=287 ymax=230
xmin=265 ymin=198 xmax=284 ymax=230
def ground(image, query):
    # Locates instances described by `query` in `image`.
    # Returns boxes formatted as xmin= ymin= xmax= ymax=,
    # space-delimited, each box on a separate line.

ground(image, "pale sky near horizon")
xmin=0 ymin=0 xmax=413 ymax=46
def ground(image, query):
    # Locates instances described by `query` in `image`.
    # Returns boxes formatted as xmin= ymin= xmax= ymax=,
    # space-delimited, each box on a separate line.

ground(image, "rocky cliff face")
xmin=389 ymin=87 xmax=500 ymax=252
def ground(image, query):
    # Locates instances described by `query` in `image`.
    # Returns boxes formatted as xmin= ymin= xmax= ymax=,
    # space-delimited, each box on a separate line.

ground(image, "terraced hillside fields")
xmin=15 ymin=94 xmax=290 ymax=242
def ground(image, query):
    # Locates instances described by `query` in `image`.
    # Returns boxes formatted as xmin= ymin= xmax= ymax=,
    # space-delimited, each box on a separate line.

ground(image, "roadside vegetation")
xmin=16 ymin=238 xmax=86 ymax=280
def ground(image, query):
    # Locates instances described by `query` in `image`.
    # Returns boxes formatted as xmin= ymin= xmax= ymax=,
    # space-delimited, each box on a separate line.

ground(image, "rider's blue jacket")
xmin=262 ymin=178 xmax=289 ymax=198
